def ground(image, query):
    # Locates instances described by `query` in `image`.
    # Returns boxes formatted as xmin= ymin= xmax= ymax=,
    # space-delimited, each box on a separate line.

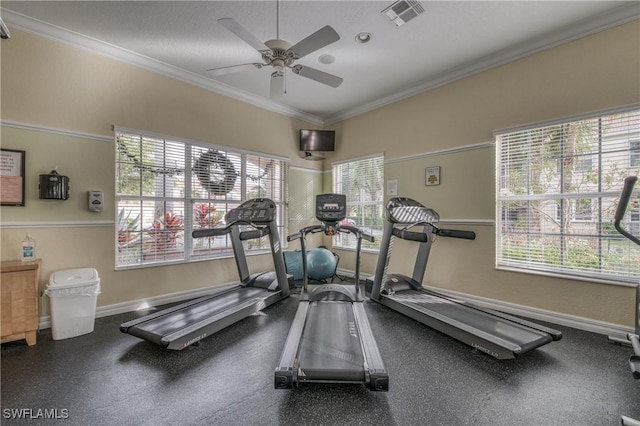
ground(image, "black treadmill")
xmin=369 ymin=197 xmax=562 ymax=360
xmin=120 ymin=198 xmax=291 ymax=350
xmin=275 ymin=194 xmax=388 ymax=391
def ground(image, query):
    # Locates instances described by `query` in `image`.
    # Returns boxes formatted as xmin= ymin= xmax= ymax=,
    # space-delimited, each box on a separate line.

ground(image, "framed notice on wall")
xmin=1 ymin=149 xmax=26 ymax=206
xmin=425 ymin=166 xmax=440 ymax=186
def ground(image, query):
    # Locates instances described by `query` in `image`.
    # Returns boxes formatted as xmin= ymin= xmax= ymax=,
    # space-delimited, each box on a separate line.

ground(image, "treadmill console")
xmin=226 ymin=198 xmax=276 ymax=224
xmin=316 ymin=194 xmax=346 ymax=223
xmin=386 ymin=197 xmax=439 ymax=225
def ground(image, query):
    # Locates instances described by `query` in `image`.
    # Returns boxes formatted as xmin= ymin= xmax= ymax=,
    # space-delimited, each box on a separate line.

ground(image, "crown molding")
xmin=3 ymin=3 xmax=638 ymax=128
xmin=1 ymin=8 xmax=324 ymax=127
xmin=323 ymin=2 xmax=640 ymax=126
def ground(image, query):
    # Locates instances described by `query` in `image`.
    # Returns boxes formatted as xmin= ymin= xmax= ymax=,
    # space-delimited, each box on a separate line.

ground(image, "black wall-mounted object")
xmin=39 ymin=170 xmax=69 ymax=200
xmin=299 ymin=129 xmax=335 ymax=152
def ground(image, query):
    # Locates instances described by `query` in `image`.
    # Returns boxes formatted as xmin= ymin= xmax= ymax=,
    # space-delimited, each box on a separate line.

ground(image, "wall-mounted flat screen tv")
xmin=299 ymin=129 xmax=335 ymax=152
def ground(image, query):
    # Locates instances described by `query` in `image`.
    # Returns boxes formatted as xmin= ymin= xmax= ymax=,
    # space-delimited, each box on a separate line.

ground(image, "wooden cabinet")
xmin=1 ymin=260 xmax=40 ymax=346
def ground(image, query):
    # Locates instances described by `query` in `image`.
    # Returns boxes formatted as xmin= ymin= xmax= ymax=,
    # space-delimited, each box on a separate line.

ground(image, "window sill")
xmin=496 ymin=264 xmax=639 ymax=288
xmin=331 ymin=245 xmax=380 ymax=255
xmin=114 ymin=249 xmax=271 ymax=271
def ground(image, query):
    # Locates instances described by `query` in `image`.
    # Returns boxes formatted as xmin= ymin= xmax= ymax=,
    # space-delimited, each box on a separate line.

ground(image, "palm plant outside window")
xmin=496 ymin=108 xmax=640 ymax=283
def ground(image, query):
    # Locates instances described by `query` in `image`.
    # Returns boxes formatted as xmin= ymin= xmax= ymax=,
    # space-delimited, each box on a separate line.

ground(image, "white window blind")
xmin=115 ymin=129 xmax=288 ymax=268
xmin=496 ymin=108 xmax=640 ymax=283
xmin=333 ymin=154 xmax=384 ymax=250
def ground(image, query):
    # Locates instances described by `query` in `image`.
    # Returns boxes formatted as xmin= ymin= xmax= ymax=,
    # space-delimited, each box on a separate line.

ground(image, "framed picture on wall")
xmin=1 ymin=149 xmax=26 ymax=206
xmin=425 ymin=166 xmax=440 ymax=186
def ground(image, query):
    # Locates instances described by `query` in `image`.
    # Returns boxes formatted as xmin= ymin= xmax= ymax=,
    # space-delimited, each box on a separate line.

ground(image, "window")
xmin=496 ymin=108 xmax=640 ymax=283
xmin=574 ymin=199 xmax=593 ymax=221
xmin=332 ymin=154 xmax=384 ymax=250
xmin=115 ymin=128 xmax=288 ymax=268
xmin=630 ymin=139 xmax=640 ymax=168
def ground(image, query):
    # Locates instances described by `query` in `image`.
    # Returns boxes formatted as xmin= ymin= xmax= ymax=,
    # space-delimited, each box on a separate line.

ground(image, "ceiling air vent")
xmin=381 ymin=0 xmax=425 ymax=27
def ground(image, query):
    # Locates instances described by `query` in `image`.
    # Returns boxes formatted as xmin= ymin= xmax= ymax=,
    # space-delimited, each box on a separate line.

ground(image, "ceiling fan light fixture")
xmin=212 ymin=15 xmax=343 ymax=96
xmin=355 ymin=32 xmax=372 ymax=44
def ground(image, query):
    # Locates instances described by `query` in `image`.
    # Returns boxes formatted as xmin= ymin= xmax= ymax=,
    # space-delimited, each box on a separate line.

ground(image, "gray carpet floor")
xmin=1 ymin=289 xmax=639 ymax=425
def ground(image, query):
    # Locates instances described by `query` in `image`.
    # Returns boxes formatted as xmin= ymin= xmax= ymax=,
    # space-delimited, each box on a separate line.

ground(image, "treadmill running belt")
xmin=297 ymin=301 xmax=365 ymax=382
xmin=127 ymin=287 xmax=269 ymax=344
xmin=389 ymin=290 xmax=552 ymax=350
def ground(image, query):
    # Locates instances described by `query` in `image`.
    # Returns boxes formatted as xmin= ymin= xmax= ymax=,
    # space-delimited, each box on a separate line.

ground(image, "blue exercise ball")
xmin=306 ymin=248 xmax=337 ymax=281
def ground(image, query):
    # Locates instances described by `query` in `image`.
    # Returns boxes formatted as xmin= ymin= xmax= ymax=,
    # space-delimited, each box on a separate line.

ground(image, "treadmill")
xmin=369 ymin=197 xmax=562 ymax=360
xmin=275 ymin=194 xmax=389 ymax=391
xmin=120 ymin=198 xmax=291 ymax=350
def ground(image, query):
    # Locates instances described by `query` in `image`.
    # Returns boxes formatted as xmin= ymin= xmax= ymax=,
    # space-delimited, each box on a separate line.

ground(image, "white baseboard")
xmin=39 ymin=271 xmax=634 ymax=341
xmin=336 ymin=268 xmax=634 ymax=340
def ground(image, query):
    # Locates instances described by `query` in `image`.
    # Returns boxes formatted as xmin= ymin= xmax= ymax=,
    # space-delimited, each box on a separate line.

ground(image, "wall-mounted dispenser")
xmin=39 ymin=170 xmax=69 ymax=200
xmin=88 ymin=191 xmax=103 ymax=212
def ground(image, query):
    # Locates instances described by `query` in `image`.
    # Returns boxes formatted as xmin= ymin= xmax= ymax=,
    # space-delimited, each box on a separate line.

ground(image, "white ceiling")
xmin=1 ymin=1 xmax=638 ymax=125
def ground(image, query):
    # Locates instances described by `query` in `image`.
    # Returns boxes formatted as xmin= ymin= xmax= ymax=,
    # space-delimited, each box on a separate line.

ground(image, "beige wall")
xmin=324 ymin=21 xmax=639 ymax=163
xmin=1 ymin=21 xmax=639 ymax=328
xmin=287 ymin=167 xmax=326 ymax=248
xmin=0 ymin=29 xmax=321 ymax=316
xmin=326 ymin=21 xmax=640 ymax=326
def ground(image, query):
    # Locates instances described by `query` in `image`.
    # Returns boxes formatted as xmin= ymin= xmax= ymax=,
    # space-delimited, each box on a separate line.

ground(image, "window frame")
xmin=495 ymin=106 xmax=640 ymax=284
xmin=630 ymin=139 xmax=640 ymax=168
xmin=114 ymin=127 xmax=288 ymax=270
xmin=332 ymin=153 xmax=385 ymax=252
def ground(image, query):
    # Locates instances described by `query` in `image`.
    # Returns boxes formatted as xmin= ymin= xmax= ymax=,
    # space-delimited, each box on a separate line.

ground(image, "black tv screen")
xmin=299 ymin=129 xmax=335 ymax=152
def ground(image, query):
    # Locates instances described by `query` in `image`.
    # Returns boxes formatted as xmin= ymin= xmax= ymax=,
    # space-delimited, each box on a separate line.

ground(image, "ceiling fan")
xmin=209 ymin=2 xmax=343 ymax=98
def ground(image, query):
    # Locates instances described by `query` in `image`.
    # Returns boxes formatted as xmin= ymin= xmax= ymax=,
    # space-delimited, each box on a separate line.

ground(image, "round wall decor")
xmin=194 ymin=150 xmax=238 ymax=195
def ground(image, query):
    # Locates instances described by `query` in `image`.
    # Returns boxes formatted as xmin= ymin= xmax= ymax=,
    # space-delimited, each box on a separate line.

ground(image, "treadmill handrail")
xmin=192 ymin=226 xmax=230 ymax=238
xmin=289 ymin=221 xmax=373 ymax=300
xmin=391 ymin=223 xmax=475 ymax=242
xmin=392 ymin=228 xmax=429 ymax=242
xmin=194 ymin=220 xmax=274 ymax=240
xmin=288 ymin=223 xmax=374 ymax=242
xmin=436 ymin=228 xmax=476 ymax=240
xmin=339 ymin=225 xmax=375 ymax=242
xmin=239 ymin=226 xmax=270 ymax=241
xmin=614 ymin=176 xmax=640 ymax=246
xmin=287 ymin=225 xmax=323 ymax=242
xmin=287 ymin=223 xmax=374 ymax=242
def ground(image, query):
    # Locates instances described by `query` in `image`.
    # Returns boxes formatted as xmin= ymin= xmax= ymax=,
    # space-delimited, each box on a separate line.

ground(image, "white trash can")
xmin=45 ymin=268 xmax=101 ymax=340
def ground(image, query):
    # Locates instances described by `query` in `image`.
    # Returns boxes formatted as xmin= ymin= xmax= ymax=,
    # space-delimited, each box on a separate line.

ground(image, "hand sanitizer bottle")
xmin=21 ymin=234 xmax=36 ymax=262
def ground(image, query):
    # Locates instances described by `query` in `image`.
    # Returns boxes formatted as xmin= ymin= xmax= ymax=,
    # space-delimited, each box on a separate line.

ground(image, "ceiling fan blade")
xmin=292 ymin=65 xmax=343 ymax=88
xmin=218 ymin=18 xmax=269 ymax=52
xmin=206 ymin=63 xmax=263 ymax=76
xmin=288 ymin=25 xmax=340 ymax=59
xmin=270 ymin=71 xmax=284 ymax=98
